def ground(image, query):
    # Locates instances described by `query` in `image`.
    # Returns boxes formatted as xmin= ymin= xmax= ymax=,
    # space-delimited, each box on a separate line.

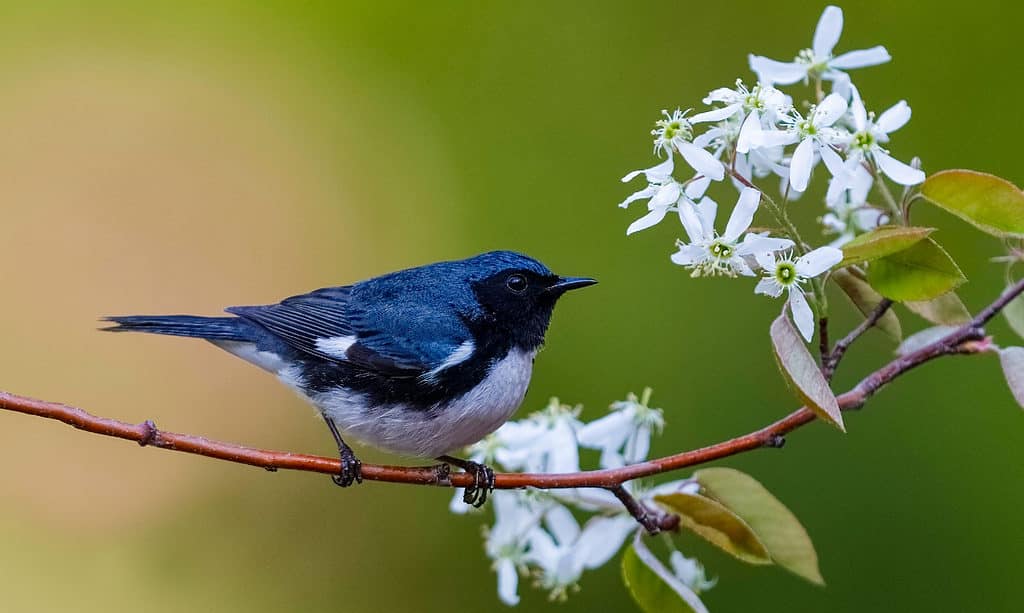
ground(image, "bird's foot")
xmin=437 ymin=455 xmax=494 ymax=508
xmin=331 ymin=446 xmax=363 ymax=488
xmin=462 ymin=461 xmax=495 ymax=508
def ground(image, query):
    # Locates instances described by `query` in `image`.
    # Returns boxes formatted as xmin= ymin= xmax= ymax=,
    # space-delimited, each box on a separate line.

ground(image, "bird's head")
xmin=464 ymin=251 xmax=596 ymax=350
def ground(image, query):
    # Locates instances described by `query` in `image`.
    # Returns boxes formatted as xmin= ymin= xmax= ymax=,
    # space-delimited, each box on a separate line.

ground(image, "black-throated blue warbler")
xmin=104 ymin=251 xmax=595 ymax=506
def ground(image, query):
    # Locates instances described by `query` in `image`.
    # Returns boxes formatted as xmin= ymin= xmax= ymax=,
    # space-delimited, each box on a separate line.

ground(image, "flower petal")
xmin=738 ymin=233 xmax=795 ymax=256
xmin=749 ymin=55 xmax=808 ymax=85
xmin=813 ymin=93 xmax=848 ymax=127
xmin=677 ymin=141 xmax=725 ymax=181
xmin=496 ymin=559 xmax=520 ymax=606
xmin=789 ymin=289 xmax=815 ymax=341
xmin=677 ymin=200 xmax=706 ymax=243
xmin=849 ymin=85 xmax=867 ymax=131
xmin=796 ymin=246 xmax=843 ymax=277
xmin=649 ymin=181 xmax=681 ymax=209
xmin=752 ymin=129 xmax=798 ymax=149
xmin=618 ymin=184 xmax=659 ymax=209
xmin=830 ymin=46 xmax=891 ymax=69
xmin=690 ymin=104 xmax=741 ymax=124
xmin=876 ymin=100 xmax=911 ymax=134
xmin=626 ymin=207 xmax=669 ymax=235
xmin=818 ymin=143 xmax=845 ymax=177
xmin=874 ymin=150 xmax=925 ymax=185
xmin=813 ymin=5 xmax=844 ymax=58
xmin=671 ymin=244 xmax=707 ymax=267
xmin=723 ymin=187 xmax=761 ymax=242
xmin=703 ymin=87 xmax=739 ymax=105
xmin=695 ymin=196 xmax=718 ymax=236
xmin=789 ymin=138 xmax=816 ymax=192
xmin=622 ymin=156 xmax=673 ymax=183
xmin=735 ymin=110 xmax=761 ymax=154
xmin=753 ymin=250 xmax=776 ymax=272
xmin=685 ymin=175 xmax=712 ymax=199
xmin=576 ymin=516 xmax=636 ymax=570
xmin=755 ymin=276 xmax=784 ymax=298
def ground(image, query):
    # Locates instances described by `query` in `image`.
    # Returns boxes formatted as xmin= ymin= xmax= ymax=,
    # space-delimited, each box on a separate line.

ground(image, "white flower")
xmin=823 ymin=164 xmax=887 ymax=246
xmin=690 ymin=80 xmax=792 ymax=153
xmin=484 ymin=490 xmax=546 ymax=605
xmin=651 ymin=109 xmax=725 ymax=182
xmin=840 ymin=88 xmax=925 ymax=186
xmin=578 ymin=388 xmax=664 ymax=469
xmin=670 ymin=187 xmax=794 ymax=277
xmin=620 ymin=156 xmax=703 ymax=235
xmin=754 ymin=93 xmax=849 ymax=192
xmin=754 ymin=247 xmax=843 ymax=341
xmin=526 ymin=509 xmax=636 ymax=601
xmin=495 ymin=398 xmax=582 ymax=474
xmin=749 ymin=6 xmax=890 ymax=87
xmin=669 ymin=551 xmax=717 ymax=594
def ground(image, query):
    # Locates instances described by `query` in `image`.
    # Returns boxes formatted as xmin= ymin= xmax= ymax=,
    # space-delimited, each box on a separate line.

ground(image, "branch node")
xmin=137 ymin=419 xmax=159 ymax=447
xmin=765 ymin=434 xmax=786 ymax=449
xmin=609 ymin=484 xmax=674 ymax=535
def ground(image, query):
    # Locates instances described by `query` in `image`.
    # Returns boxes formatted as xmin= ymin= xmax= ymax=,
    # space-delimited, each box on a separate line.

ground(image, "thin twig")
xmin=0 ymin=278 xmax=1018 ymax=525
xmin=609 ymin=485 xmax=679 ymax=535
xmin=823 ymin=298 xmax=894 ymax=380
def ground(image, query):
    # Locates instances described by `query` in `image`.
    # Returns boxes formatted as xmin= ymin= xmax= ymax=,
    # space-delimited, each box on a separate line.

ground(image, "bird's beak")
xmin=545 ymin=276 xmax=598 ymax=294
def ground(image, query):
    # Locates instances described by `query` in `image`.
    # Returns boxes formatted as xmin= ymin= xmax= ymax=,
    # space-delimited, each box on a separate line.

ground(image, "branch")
xmin=823 ymin=298 xmax=894 ymax=380
xmin=0 ymin=279 xmax=1018 ymax=517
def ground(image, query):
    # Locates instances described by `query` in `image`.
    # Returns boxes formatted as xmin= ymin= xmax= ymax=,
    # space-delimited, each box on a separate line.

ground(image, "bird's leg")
xmin=437 ymin=455 xmax=495 ymax=508
xmin=325 ymin=417 xmax=362 ymax=487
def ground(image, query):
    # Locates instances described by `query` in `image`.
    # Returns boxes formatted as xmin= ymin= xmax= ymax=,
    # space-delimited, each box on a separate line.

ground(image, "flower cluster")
xmin=452 ymin=394 xmax=713 ymax=606
xmin=619 ymin=5 xmax=922 ymax=341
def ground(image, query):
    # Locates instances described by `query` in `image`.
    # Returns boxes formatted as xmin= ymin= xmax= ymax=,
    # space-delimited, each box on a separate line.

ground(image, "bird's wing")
xmin=226 ymin=285 xmax=472 ymax=378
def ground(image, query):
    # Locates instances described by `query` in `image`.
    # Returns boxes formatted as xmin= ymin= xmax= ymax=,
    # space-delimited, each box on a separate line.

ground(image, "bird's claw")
xmin=331 ymin=447 xmax=363 ymax=487
xmin=461 ymin=461 xmax=495 ymax=508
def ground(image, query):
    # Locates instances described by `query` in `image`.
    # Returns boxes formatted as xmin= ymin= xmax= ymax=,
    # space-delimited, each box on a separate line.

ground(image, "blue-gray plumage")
xmin=104 ymin=251 xmax=596 ymax=506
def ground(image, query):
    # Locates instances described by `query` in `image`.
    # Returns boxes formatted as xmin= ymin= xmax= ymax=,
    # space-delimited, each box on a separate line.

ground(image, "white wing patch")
xmin=315 ymin=334 xmax=358 ymax=359
xmin=421 ymin=339 xmax=475 ymax=383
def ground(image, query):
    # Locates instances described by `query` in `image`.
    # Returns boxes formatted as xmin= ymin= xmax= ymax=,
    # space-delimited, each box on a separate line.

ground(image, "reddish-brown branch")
xmin=0 ymin=279 xmax=1017 ymax=504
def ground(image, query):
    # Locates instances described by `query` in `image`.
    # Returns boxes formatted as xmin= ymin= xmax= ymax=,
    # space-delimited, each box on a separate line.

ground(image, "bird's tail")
xmin=102 ymin=315 xmax=250 ymax=341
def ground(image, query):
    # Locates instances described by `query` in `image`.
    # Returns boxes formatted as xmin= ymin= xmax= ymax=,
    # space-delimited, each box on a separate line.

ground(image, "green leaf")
xmin=654 ymin=493 xmax=771 ymax=564
xmin=770 ymin=313 xmax=845 ymax=431
xmin=868 ymin=238 xmax=966 ymax=302
xmin=921 ymin=169 xmax=1024 ymax=237
xmin=1003 ymin=288 xmax=1024 ymax=340
xmin=838 ymin=225 xmax=934 ymax=267
xmin=998 ymin=347 xmax=1024 ymax=409
xmin=622 ymin=543 xmax=708 ymax=613
xmin=832 ymin=268 xmax=902 ymax=341
xmin=695 ymin=468 xmax=824 ymax=586
xmin=904 ymin=291 xmax=972 ymax=325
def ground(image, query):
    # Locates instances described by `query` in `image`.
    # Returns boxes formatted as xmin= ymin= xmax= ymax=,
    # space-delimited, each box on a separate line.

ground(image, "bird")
xmin=103 ymin=251 xmax=596 ymax=506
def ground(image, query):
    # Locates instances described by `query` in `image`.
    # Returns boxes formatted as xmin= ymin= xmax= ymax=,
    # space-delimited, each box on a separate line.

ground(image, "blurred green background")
xmin=0 ymin=1 xmax=1020 ymax=611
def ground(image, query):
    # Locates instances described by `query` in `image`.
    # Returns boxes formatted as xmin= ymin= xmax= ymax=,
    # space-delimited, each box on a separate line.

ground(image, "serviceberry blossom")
xmin=578 ymin=388 xmax=664 ymax=469
xmin=754 ymin=247 xmax=844 ymax=341
xmin=823 ymin=164 xmax=887 ymax=246
xmin=620 ymin=156 xmax=705 ymax=235
xmin=670 ymin=551 xmax=718 ymax=594
xmin=651 ymin=109 xmax=726 ymax=182
xmin=840 ymin=89 xmax=925 ymax=186
xmin=456 ymin=392 xmax=720 ymax=608
xmin=526 ymin=509 xmax=636 ymax=601
xmin=671 ymin=187 xmax=794 ymax=277
xmin=690 ymin=80 xmax=792 ymax=154
xmin=749 ymin=6 xmax=890 ymax=91
xmin=753 ymin=93 xmax=848 ymax=192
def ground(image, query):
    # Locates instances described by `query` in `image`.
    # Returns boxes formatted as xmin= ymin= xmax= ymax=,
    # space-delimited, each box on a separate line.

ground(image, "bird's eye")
xmin=505 ymin=273 xmax=528 ymax=294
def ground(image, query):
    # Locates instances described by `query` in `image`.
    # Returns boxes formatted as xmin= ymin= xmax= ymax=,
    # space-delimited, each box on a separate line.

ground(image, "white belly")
xmin=312 ymin=348 xmax=536 ymax=458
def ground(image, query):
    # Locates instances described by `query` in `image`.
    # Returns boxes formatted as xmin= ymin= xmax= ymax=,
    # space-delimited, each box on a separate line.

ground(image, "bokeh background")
xmin=0 ymin=1 xmax=1020 ymax=611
